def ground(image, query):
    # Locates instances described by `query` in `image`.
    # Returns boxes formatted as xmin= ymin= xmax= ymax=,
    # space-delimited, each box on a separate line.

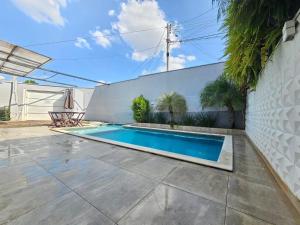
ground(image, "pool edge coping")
xmin=51 ymin=125 xmax=233 ymax=171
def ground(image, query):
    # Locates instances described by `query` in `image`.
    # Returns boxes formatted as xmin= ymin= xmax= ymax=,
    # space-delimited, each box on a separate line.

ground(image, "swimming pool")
xmin=57 ymin=124 xmax=233 ymax=171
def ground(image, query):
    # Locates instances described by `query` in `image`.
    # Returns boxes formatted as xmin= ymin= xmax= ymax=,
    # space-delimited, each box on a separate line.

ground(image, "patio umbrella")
xmin=64 ymin=89 xmax=74 ymax=109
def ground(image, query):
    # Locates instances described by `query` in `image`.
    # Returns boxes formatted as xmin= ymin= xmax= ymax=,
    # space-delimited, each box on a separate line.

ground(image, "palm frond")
xmin=213 ymin=0 xmax=300 ymax=88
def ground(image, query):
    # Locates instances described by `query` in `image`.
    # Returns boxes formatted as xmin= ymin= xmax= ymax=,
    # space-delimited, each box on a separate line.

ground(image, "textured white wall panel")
xmin=246 ymin=22 xmax=300 ymax=199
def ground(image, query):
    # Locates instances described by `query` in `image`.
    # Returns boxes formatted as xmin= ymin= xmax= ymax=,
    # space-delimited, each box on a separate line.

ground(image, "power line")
xmin=180 ymin=19 xmax=217 ymax=31
xmin=183 ymin=23 xmax=220 ymax=39
xmin=176 ymin=33 xmax=225 ymax=43
xmin=55 ymin=55 xmax=120 ymax=61
xmin=143 ymin=29 xmax=166 ymax=74
xmin=0 ymin=56 xmax=104 ymax=84
xmin=175 ymin=8 xmax=215 ymax=25
xmin=189 ymin=42 xmax=217 ymax=60
xmin=174 ymin=17 xmax=216 ymax=30
xmin=24 ymin=26 xmax=165 ymax=47
xmin=49 ymin=43 xmax=164 ymax=62
xmin=129 ymin=29 xmax=166 ymax=76
xmin=2 ymin=70 xmax=76 ymax=87
xmin=22 ymin=8 xmax=216 ymax=48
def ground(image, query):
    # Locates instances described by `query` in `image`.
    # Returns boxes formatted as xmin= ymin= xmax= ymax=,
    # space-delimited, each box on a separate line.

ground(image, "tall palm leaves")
xmin=200 ymin=75 xmax=243 ymax=128
xmin=157 ymin=92 xmax=187 ymax=127
xmin=213 ymin=0 xmax=300 ymax=88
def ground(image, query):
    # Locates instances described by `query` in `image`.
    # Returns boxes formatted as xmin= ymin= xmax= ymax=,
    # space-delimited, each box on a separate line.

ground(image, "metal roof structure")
xmin=0 ymin=40 xmax=106 ymax=87
xmin=0 ymin=40 xmax=51 ymax=76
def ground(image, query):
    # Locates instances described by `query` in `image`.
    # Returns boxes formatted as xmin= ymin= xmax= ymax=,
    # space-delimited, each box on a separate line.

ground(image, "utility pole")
xmin=166 ymin=23 xmax=171 ymax=71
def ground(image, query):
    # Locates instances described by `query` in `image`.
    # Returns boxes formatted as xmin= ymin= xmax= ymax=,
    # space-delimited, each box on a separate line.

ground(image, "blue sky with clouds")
xmin=0 ymin=0 xmax=225 ymax=87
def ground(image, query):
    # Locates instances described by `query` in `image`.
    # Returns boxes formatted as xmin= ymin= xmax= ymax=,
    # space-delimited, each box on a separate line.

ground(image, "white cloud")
xmin=11 ymin=0 xmax=69 ymax=26
xmin=108 ymin=9 xmax=115 ymax=16
xmin=187 ymin=55 xmax=196 ymax=61
xmin=113 ymin=0 xmax=179 ymax=62
xmin=156 ymin=54 xmax=196 ymax=72
xmin=97 ymin=80 xmax=110 ymax=85
xmin=86 ymin=0 xmax=193 ymax=73
xmin=168 ymin=54 xmax=196 ymax=70
xmin=168 ymin=55 xmax=187 ymax=70
xmin=74 ymin=37 xmax=91 ymax=49
xmin=90 ymin=29 xmax=112 ymax=48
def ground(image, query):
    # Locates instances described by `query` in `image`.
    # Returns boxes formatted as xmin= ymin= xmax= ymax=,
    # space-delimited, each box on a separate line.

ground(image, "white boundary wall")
xmin=0 ymin=82 xmax=94 ymax=120
xmin=246 ymin=19 xmax=300 ymax=198
xmin=85 ymin=62 xmax=224 ymax=123
xmin=0 ymin=82 xmax=12 ymax=108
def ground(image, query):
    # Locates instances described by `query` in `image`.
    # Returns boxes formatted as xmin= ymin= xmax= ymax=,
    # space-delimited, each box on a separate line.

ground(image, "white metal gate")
xmin=24 ymin=90 xmax=65 ymax=120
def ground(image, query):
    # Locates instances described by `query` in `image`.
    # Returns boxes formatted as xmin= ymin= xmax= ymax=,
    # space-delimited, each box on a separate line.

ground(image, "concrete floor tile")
xmin=234 ymin=152 xmax=263 ymax=168
xmin=227 ymin=176 xmax=300 ymax=225
xmin=0 ymin=154 xmax=32 ymax=169
xmin=54 ymin=159 xmax=120 ymax=189
xmin=0 ymin=162 xmax=51 ymax=192
xmin=98 ymin=149 xmax=152 ymax=169
xmin=75 ymin=169 xmax=156 ymax=222
xmin=8 ymin=192 xmax=114 ymax=225
xmin=234 ymin=141 xmax=259 ymax=159
xmin=0 ymin=177 xmax=70 ymax=224
xmin=34 ymin=152 xmax=92 ymax=173
xmin=128 ymin=156 xmax=178 ymax=181
xmin=225 ymin=208 xmax=273 ymax=225
xmin=119 ymin=184 xmax=225 ymax=225
xmin=179 ymin=160 xmax=232 ymax=176
xmin=77 ymin=142 xmax=117 ymax=158
xmin=164 ymin=166 xmax=228 ymax=204
xmin=232 ymin=164 xmax=276 ymax=187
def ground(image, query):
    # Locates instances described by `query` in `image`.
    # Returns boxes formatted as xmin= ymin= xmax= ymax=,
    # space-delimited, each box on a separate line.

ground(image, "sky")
xmin=0 ymin=0 xmax=225 ymax=87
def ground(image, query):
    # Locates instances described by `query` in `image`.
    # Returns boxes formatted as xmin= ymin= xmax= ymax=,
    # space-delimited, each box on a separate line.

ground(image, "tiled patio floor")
xmin=0 ymin=127 xmax=299 ymax=225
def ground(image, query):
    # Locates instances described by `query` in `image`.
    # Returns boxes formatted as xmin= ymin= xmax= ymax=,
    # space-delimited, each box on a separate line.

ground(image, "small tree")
xmin=200 ymin=75 xmax=243 ymax=128
xmin=24 ymin=80 xmax=38 ymax=85
xmin=156 ymin=92 xmax=187 ymax=128
xmin=131 ymin=95 xmax=150 ymax=122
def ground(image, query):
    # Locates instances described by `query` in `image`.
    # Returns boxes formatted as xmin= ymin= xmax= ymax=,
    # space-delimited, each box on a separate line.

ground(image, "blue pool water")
xmin=73 ymin=125 xmax=224 ymax=161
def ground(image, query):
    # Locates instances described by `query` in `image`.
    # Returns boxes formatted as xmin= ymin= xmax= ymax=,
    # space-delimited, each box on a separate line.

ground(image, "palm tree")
xmin=200 ymin=75 xmax=243 ymax=128
xmin=212 ymin=0 xmax=300 ymax=88
xmin=156 ymin=92 xmax=187 ymax=128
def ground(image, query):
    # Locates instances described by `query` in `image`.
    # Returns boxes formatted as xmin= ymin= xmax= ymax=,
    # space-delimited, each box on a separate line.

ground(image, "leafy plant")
xmin=131 ymin=95 xmax=150 ymax=123
xmin=146 ymin=113 xmax=155 ymax=123
xmin=156 ymin=92 xmax=187 ymax=128
xmin=194 ymin=112 xmax=216 ymax=127
xmin=212 ymin=0 xmax=300 ymax=88
xmin=150 ymin=112 xmax=168 ymax=124
xmin=0 ymin=107 xmax=10 ymax=121
xmin=180 ymin=113 xmax=196 ymax=126
xmin=24 ymin=80 xmax=38 ymax=85
xmin=200 ymin=75 xmax=243 ymax=128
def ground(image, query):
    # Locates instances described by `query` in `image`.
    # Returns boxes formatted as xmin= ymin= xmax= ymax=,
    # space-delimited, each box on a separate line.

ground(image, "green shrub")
xmin=0 ymin=107 xmax=10 ymax=121
xmin=146 ymin=112 xmax=167 ymax=124
xmin=195 ymin=113 xmax=216 ymax=127
xmin=131 ymin=95 xmax=150 ymax=122
xmin=147 ymin=113 xmax=155 ymax=123
xmin=24 ymin=80 xmax=38 ymax=85
xmin=180 ymin=113 xmax=196 ymax=126
xmin=178 ymin=112 xmax=216 ymax=127
xmin=154 ymin=112 xmax=168 ymax=124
